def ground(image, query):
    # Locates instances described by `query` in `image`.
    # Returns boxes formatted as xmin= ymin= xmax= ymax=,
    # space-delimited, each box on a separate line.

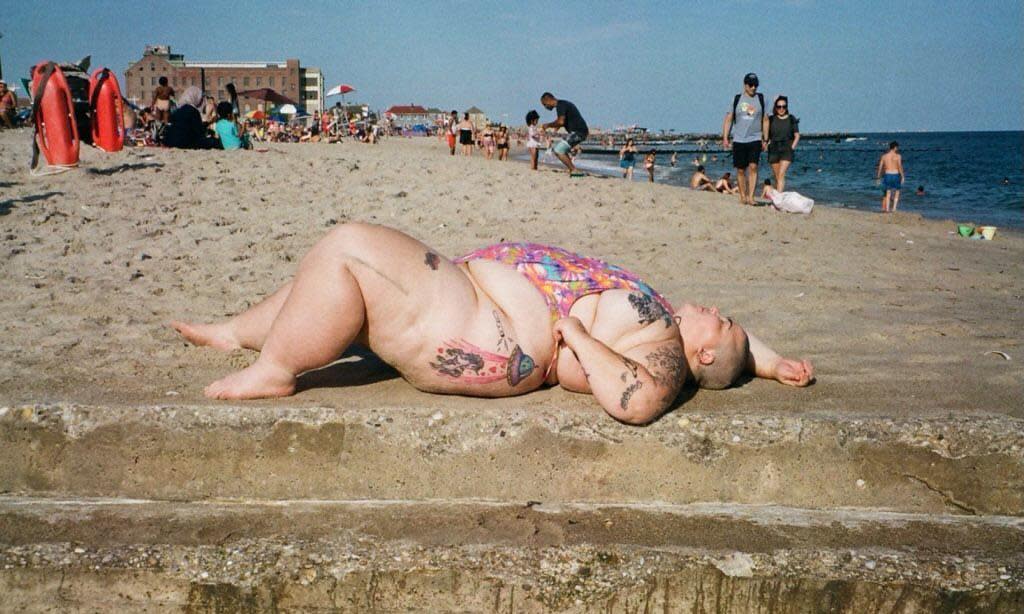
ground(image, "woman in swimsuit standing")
xmin=619 ymin=138 xmax=638 ymax=180
xmin=456 ymin=112 xmax=475 ymax=157
xmin=496 ymin=126 xmax=510 ymax=161
xmin=481 ymin=125 xmax=496 ymax=160
xmin=644 ymin=150 xmax=656 ymax=183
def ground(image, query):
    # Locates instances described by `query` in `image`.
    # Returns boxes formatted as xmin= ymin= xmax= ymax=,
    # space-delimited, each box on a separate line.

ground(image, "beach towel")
xmin=768 ymin=190 xmax=814 ymax=214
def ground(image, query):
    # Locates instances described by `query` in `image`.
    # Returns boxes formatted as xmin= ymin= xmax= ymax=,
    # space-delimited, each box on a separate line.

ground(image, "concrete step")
xmin=2 ymin=403 xmax=1023 ymax=515
xmin=1 ymin=497 xmax=1022 ymax=612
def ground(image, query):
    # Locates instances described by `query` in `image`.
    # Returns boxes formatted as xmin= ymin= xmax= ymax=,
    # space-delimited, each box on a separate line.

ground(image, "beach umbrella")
xmin=245 ymin=109 xmax=266 ymax=120
xmin=237 ymin=87 xmax=299 ymax=106
xmin=326 ymin=83 xmax=356 ymax=118
xmin=326 ymin=84 xmax=355 ymax=97
xmin=278 ymin=103 xmax=297 ymax=115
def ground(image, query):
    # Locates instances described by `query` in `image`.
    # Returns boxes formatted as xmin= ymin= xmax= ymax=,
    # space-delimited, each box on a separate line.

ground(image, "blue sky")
xmin=3 ymin=0 xmax=1021 ymax=132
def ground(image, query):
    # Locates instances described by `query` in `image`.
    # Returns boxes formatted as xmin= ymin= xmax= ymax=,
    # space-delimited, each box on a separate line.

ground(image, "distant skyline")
xmin=3 ymin=0 xmax=1022 ymax=132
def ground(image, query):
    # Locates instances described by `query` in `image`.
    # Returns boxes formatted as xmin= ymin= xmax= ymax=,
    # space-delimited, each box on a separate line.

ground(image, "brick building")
xmin=124 ymin=45 xmax=324 ymax=114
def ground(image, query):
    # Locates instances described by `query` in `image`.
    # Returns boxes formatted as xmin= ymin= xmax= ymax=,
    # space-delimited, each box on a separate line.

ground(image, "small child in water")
xmin=644 ymin=151 xmax=656 ymax=183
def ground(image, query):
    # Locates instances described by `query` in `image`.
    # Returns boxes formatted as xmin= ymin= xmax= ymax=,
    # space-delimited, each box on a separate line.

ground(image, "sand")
xmin=0 ymin=129 xmax=1021 ymax=419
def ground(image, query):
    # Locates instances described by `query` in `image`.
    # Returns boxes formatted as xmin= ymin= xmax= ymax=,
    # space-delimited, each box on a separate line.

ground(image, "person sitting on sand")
xmin=161 ymin=87 xmax=221 ymax=150
xmin=171 ymin=223 xmax=813 ymax=425
xmin=715 ymin=172 xmax=739 ymax=194
xmin=214 ymin=102 xmax=250 ymax=151
xmin=689 ymin=165 xmax=715 ymax=191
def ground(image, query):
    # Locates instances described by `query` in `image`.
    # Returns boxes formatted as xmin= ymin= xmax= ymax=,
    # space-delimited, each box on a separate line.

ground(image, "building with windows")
xmin=124 ymin=45 xmax=324 ymax=114
xmin=384 ymin=104 xmax=433 ymax=128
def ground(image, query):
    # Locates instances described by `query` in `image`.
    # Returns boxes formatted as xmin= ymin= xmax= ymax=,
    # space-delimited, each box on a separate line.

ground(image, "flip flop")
xmin=570 ymin=172 xmax=586 ymax=178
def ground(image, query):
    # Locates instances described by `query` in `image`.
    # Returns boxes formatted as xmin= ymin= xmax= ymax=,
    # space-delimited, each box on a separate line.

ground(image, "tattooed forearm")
xmin=424 ymin=252 xmax=441 ymax=270
xmin=620 ymin=380 xmax=643 ymax=410
xmin=620 ymin=356 xmax=640 ymax=382
xmin=628 ymin=292 xmax=673 ymax=328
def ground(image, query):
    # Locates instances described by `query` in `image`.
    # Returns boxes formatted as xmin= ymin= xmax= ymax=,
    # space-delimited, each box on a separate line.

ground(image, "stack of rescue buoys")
xmin=30 ymin=60 xmax=126 ymax=174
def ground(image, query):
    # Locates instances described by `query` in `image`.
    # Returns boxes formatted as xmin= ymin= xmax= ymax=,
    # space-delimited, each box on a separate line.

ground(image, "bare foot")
xmin=170 ymin=321 xmax=241 ymax=352
xmin=204 ymin=359 xmax=296 ymax=400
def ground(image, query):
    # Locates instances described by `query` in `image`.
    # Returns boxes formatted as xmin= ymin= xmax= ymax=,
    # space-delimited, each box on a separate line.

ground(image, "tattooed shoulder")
xmin=645 ymin=343 xmax=686 ymax=403
xmin=628 ymin=292 xmax=673 ymax=328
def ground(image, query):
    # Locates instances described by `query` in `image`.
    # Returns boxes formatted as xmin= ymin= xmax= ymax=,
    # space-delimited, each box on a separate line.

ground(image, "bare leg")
xmin=171 ymin=281 xmax=292 ymax=352
xmin=555 ymin=152 xmax=576 ymax=173
xmin=892 ymin=189 xmax=900 ymax=211
xmin=202 ymin=233 xmax=369 ymax=400
xmin=745 ymin=163 xmax=758 ymax=205
xmin=735 ymin=168 xmax=747 ymax=204
xmin=777 ymin=160 xmax=791 ymax=191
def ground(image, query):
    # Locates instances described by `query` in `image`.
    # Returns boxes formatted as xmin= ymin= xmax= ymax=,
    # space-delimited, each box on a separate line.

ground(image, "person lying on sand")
xmin=172 ymin=223 xmax=813 ymax=425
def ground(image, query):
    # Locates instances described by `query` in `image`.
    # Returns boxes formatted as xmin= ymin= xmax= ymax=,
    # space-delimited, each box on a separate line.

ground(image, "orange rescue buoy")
xmin=89 ymin=68 xmax=124 ymax=152
xmin=31 ymin=61 xmax=80 ymax=169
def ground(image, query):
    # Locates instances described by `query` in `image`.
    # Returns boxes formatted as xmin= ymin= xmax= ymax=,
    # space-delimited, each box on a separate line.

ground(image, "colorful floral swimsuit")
xmin=454 ymin=242 xmax=674 ymax=322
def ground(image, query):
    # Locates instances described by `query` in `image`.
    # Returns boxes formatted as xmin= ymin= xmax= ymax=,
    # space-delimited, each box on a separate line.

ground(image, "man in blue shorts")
xmin=541 ymin=92 xmax=589 ymax=176
xmin=721 ymin=73 xmax=769 ymax=205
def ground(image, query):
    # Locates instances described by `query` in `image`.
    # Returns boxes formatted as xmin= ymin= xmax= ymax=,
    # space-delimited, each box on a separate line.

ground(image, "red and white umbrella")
xmin=326 ymin=84 xmax=355 ymax=97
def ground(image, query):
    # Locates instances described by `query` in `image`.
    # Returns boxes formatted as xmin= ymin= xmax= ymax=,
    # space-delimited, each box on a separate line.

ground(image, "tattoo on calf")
xmin=620 ymin=380 xmax=643 ymax=411
xmin=430 ymin=339 xmax=536 ymax=386
xmin=628 ymin=292 xmax=673 ymax=328
xmin=424 ymin=252 xmax=441 ymax=270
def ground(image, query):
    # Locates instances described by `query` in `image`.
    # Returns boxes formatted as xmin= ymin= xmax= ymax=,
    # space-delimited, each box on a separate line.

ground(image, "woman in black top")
xmin=767 ymin=95 xmax=800 ymax=191
xmin=162 ymin=86 xmax=221 ymax=149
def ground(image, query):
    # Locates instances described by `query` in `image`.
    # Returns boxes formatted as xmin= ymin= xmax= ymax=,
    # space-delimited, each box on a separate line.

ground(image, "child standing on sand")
xmin=525 ymin=110 xmax=544 ymax=170
xmin=876 ymin=141 xmax=905 ymax=212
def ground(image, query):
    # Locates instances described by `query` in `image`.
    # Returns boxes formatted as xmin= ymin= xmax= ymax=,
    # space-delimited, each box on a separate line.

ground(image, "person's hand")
xmin=721 ymin=138 xmax=730 ymax=150
xmin=773 ymin=357 xmax=815 ymax=387
xmin=553 ymin=317 xmax=587 ymax=345
xmin=761 ymin=140 xmax=768 ymax=151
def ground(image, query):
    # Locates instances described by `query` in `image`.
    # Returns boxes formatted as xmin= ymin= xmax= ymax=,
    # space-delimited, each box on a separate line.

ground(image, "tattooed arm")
xmin=553 ymin=317 xmax=684 ymax=425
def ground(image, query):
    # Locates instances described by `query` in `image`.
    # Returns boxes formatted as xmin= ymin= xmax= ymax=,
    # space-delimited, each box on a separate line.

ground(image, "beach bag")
xmin=769 ymin=190 xmax=814 ymax=214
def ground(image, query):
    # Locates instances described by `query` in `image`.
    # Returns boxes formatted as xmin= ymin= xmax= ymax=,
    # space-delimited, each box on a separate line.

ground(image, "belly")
xmin=384 ymin=261 xmax=555 ymax=397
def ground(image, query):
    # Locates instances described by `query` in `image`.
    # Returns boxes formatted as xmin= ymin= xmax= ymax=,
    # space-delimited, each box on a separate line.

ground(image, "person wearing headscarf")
xmin=162 ymin=86 xmax=221 ymax=149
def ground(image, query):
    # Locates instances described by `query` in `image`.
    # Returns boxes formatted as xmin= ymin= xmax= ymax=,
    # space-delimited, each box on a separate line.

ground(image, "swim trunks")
xmin=553 ymin=131 xmax=585 ymax=155
xmin=883 ymin=173 xmax=902 ymax=190
xmin=455 ymin=242 xmax=674 ymax=322
xmin=459 ymin=129 xmax=473 ymax=145
xmin=732 ymin=140 xmax=761 ymax=168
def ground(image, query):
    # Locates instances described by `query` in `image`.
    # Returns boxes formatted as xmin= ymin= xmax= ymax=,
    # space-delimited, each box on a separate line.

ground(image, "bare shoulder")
xmin=622 ymin=335 xmax=686 ymax=411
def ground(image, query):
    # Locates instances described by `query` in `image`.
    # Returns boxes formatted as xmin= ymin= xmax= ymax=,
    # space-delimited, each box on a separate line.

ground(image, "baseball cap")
xmin=743 ymin=73 xmax=759 ymax=87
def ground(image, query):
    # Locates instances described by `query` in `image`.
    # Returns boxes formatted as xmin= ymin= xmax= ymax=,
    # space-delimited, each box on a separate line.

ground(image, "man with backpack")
xmin=721 ymin=73 xmax=769 ymax=206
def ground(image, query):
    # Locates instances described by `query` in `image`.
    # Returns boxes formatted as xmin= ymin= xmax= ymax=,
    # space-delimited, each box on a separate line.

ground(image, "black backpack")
xmin=731 ymin=93 xmax=765 ymax=128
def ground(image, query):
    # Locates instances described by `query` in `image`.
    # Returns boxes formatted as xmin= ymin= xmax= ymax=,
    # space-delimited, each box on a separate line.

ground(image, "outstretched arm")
xmin=554 ymin=317 xmax=683 ymax=425
xmin=746 ymin=331 xmax=814 ymax=387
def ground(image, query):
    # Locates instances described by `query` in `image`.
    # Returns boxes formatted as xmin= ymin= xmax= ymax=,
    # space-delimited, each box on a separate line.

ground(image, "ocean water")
xmin=539 ymin=131 xmax=1024 ymax=229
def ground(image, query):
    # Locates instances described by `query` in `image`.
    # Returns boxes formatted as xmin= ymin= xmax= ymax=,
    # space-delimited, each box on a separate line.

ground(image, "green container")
xmin=957 ymin=224 xmax=975 ymax=237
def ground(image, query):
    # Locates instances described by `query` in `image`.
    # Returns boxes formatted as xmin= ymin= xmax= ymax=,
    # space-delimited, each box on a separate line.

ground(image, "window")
xmin=281 ymin=80 xmax=287 ymax=90
xmin=150 ymin=63 xmax=155 ymax=71
xmin=256 ymin=77 xmax=261 ymax=86
xmin=151 ymin=77 xmax=157 ymax=86
xmin=140 ymin=77 xmax=144 ymax=86
xmin=268 ymin=76 xmax=274 ymax=87
xmin=243 ymin=77 xmax=250 ymax=86
xmin=172 ymin=77 xmax=177 ymax=86
xmin=218 ymin=77 xmax=223 ymax=86
xmin=218 ymin=90 xmax=225 ymax=100
xmin=244 ymin=103 xmax=251 ymax=112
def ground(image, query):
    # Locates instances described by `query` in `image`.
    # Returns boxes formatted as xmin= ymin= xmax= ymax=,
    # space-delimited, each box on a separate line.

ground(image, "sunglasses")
xmin=775 ymin=105 xmax=787 ymax=109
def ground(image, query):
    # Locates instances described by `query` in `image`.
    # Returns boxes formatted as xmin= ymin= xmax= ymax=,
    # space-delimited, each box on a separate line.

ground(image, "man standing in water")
xmin=722 ymin=73 xmax=768 ymax=206
xmin=876 ymin=141 xmax=905 ymax=212
xmin=541 ymin=92 xmax=589 ymax=176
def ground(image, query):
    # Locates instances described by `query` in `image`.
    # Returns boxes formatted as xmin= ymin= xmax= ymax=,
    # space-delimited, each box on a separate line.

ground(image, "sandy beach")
xmin=1 ymin=129 xmax=1021 ymax=419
